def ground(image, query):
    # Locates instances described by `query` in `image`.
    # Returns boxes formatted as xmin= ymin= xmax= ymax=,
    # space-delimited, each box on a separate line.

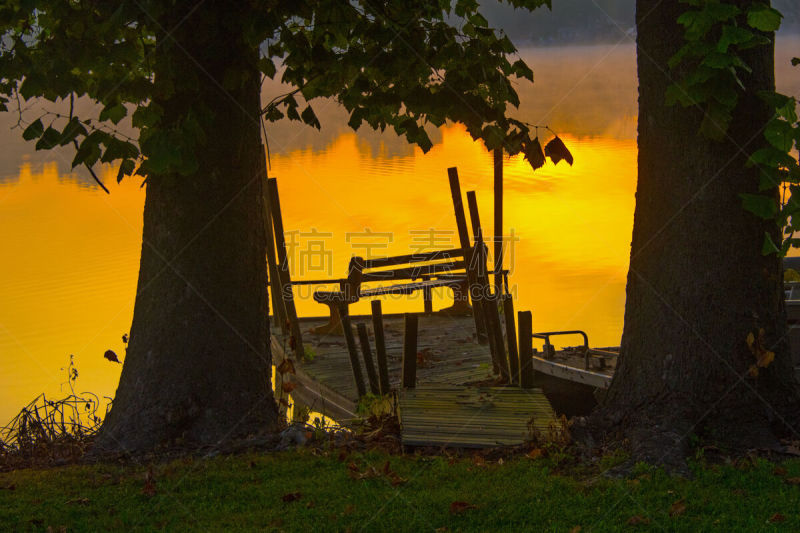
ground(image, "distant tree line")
xmin=482 ymin=0 xmax=798 ymax=46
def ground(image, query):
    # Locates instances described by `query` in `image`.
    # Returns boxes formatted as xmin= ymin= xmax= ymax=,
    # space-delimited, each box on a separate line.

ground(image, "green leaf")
xmin=764 ymin=119 xmax=795 ymax=152
xmin=99 ymin=103 xmax=127 ymax=125
xmin=776 ymin=97 xmax=798 ymax=123
xmin=22 ymin=119 xmax=44 ymax=141
xmin=544 ymin=135 xmax=573 ymax=165
xmin=72 ymin=134 xmax=104 ymax=168
xmin=522 ymin=137 xmax=545 ymax=171
xmin=468 ymin=13 xmax=488 ymax=27
xmin=300 ymin=105 xmax=320 ymax=129
xmin=747 ymin=4 xmax=782 ymax=32
xmin=481 ymin=125 xmax=505 ymax=151
xmin=58 ymin=117 xmax=88 ymax=146
xmin=35 ymin=127 xmax=62 ymax=150
xmin=699 ymin=101 xmax=732 ymax=140
xmin=762 ymin=232 xmax=781 ymax=255
xmin=511 ymin=59 xmax=533 ymax=81
xmin=258 ymin=57 xmax=277 ymax=78
xmin=717 ymin=24 xmax=755 ymax=53
xmin=705 ymin=2 xmax=740 ymax=21
xmin=741 ymin=193 xmax=778 ymax=219
xmin=117 ymin=159 xmax=135 ymax=183
xmin=132 ymin=104 xmax=162 ymax=129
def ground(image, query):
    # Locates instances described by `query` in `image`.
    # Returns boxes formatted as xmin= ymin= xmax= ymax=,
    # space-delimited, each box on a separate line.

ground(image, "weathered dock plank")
xmin=271 ymin=312 xmax=557 ymax=447
xmin=398 ymin=386 xmax=556 ymax=447
xmin=272 ymin=314 xmax=493 ymax=409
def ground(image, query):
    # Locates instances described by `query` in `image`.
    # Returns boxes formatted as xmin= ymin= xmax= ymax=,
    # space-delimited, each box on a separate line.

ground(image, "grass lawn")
xmin=1 ymin=449 xmax=799 ymax=532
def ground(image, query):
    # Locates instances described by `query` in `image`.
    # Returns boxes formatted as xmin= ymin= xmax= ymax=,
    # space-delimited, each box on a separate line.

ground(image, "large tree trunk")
xmin=94 ymin=3 xmax=279 ymax=454
xmin=596 ymin=0 xmax=800 ymax=468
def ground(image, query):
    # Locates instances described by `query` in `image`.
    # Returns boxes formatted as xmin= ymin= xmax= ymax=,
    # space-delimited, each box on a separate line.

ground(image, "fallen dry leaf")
xmin=773 ymin=467 xmax=788 ymax=476
xmin=277 ymin=359 xmax=295 ymax=375
xmin=450 ymin=501 xmax=477 ymax=514
xmin=527 ymin=448 xmax=544 ymax=460
xmin=65 ymin=498 xmax=90 ymax=505
xmin=281 ymin=492 xmax=302 ymax=503
xmin=390 ymin=473 xmax=408 ymax=486
xmin=569 ymin=526 xmax=582 ymax=533
xmin=784 ymin=477 xmax=800 ymax=485
xmin=281 ymin=382 xmax=297 ymax=394
xmin=348 ymin=466 xmax=381 ymax=481
xmin=669 ymin=499 xmax=686 ymax=517
xmin=472 ymin=455 xmax=486 ymax=467
xmin=626 ymin=515 xmax=651 ymax=526
xmin=757 ymin=350 xmax=775 ymax=368
xmin=769 ymin=513 xmax=786 ymax=523
xmin=142 ymin=467 xmax=156 ymax=497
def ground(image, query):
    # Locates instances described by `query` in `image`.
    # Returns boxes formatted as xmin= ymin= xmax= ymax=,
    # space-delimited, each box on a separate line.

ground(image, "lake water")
xmin=1 ymin=40 xmax=798 ymax=425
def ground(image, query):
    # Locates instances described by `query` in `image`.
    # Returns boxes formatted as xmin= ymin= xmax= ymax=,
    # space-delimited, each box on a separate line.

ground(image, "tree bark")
xmin=595 ymin=0 xmax=800 ymax=468
xmin=94 ymin=3 xmax=279 ymax=454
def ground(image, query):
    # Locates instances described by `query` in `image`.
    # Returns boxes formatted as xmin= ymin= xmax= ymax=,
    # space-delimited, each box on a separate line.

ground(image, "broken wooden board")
xmin=398 ymin=386 xmax=556 ymax=448
xmin=272 ymin=314 xmax=495 ymax=422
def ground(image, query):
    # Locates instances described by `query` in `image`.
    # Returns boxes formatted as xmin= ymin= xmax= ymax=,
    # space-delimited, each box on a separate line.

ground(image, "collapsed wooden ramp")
xmin=398 ymin=386 xmax=556 ymax=448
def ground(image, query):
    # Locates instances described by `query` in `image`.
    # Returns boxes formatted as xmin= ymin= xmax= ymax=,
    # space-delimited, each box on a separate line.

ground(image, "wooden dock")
xmin=271 ymin=313 xmax=557 ymax=448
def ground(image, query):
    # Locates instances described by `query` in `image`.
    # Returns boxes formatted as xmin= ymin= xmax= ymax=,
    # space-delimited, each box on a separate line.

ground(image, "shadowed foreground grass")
xmin=1 ymin=450 xmax=799 ymax=531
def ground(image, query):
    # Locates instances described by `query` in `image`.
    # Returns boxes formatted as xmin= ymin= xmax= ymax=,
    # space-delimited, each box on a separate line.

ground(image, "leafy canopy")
xmin=667 ymin=0 xmax=800 ymax=255
xmin=0 ymin=0 xmax=554 ymax=187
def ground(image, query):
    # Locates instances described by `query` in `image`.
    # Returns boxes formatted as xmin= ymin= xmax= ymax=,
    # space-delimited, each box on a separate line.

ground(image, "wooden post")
xmin=339 ymin=304 xmax=367 ymax=398
xmin=371 ymin=300 xmax=391 ymax=394
xmin=493 ymin=147 xmax=503 ymax=296
xmin=401 ymin=313 xmax=418 ymax=389
xmin=447 ymin=167 xmax=487 ymax=342
xmin=466 ymin=190 xmax=510 ymax=382
xmin=267 ymin=178 xmax=304 ymax=358
xmin=259 ymin=148 xmax=287 ymax=334
xmin=356 ymin=323 xmax=380 ymax=395
xmin=503 ymin=294 xmax=520 ymax=385
xmin=423 ymin=282 xmax=433 ymax=314
xmin=518 ymin=310 xmax=534 ymax=389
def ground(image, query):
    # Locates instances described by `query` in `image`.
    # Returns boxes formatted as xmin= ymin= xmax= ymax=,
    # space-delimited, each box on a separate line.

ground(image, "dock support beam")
xmin=503 ymin=294 xmax=520 ymax=385
xmin=448 ymin=167 xmax=487 ymax=342
xmin=371 ymin=300 xmax=391 ymax=394
xmin=402 ymin=313 xmax=418 ymax=389
xmin=357 ymin=323 xmax=381 ymax=395
xmin=467 ymin=190 xmax=510 ymax=382
xmin=493 ymin=147 xmax=503 ymax=296
xmin=339 ymin=304 xmax=367 ymax=397
xmin=259 ymin=149 xmax=287 ymax=334
xmin=518 ymin=310 xmax=534 ymax=389
xmin=268 ymin=178 xmax=304 ymax=358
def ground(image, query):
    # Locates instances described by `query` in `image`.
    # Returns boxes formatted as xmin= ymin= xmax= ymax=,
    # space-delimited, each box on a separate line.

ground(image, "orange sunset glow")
xmin=0 ymin=125 xmax=636 ymax=424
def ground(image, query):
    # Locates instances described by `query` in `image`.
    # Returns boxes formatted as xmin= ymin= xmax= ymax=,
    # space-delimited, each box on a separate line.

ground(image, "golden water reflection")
xmin=277 ymin=124 xmax=635 ymax=339
xmin=0 ymin=125 xmax=635 ymax=424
